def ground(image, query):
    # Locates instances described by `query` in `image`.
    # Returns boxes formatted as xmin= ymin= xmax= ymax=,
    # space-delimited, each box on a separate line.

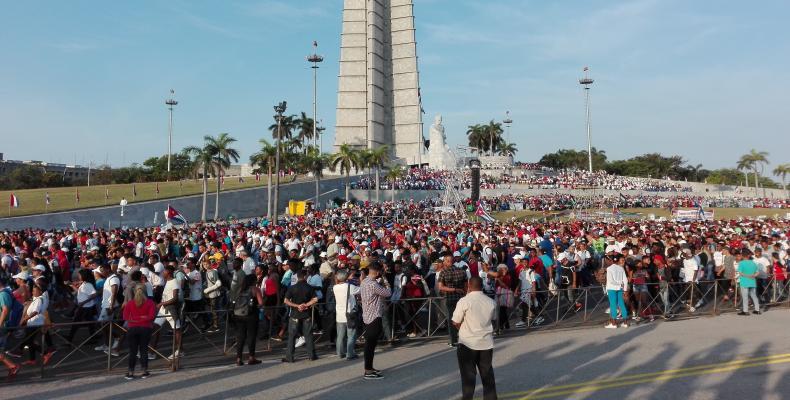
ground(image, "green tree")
xmin=466 ymin=124 xmax=486 ymax=154
xmin=773 ymin=163 xmax=790 ymax=195
xmin=250 ymin=139 xmax=278 ymax=218
xmin=295 ymin=112 xmax=315 ymax=152
xmin=484 ymin=120 xmax=504 ymax=156
xmin=300 ymin=146 xmax=329 ymax=206
xmin=498 ymin=142 xmax=518 ymax=157
xmin=204 ymin=133 xmax=240 ymax=220
xmin=385 ymin=165 xmax=405 ymax=202
xmin=330 ymin=144 xmax=361 ymax=202
xmin=367 ymin=145 xmax=390 ymax=203
xmin=183 ymin=144 xmax=217 ymax=221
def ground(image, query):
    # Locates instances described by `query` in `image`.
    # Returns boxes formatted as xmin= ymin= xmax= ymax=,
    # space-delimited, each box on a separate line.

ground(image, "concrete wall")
xmin=0 ymin=177 xmax=346 ymax=231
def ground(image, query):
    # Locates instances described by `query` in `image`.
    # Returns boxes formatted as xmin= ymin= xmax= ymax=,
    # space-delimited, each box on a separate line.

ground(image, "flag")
xmin=10 ymin=194 xmax=19 ymax=208
xmin=133 ymin=184 xmax=137 ymax=198
xmin=255 ymin=173 xmax=260 ymax=182
xmin=475 ymin=202 xmax=495 ymax=224
xmin=45 ymin=192 xmax=50 ymax=206
xmin=156 ymin=182 xmax=160 ymax=194
xmin=76 ymin=188 xmax=80 ymax=203
xmin=238 ymin=176 xmax=244 ymax=183
xmin=165 ymin=205 xmax=188 ymax=226
xmin=220 ymin=174 xmax=225 ymax=186
xmin=105 ymin=187 xmax=109 ymax=200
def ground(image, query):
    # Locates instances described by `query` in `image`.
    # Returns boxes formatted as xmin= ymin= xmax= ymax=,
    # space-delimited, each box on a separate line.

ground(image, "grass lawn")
xmin=488 ymin=207 xmax=788 ymax=222
xmin=1 ymin=177 xmax=305 ymax=218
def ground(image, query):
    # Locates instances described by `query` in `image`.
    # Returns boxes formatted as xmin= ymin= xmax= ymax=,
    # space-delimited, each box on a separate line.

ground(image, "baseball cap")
xmin=33 ymin=264 xmax=46 ymax=272
xmin=453 ymin=251 xmax=461 ymax=257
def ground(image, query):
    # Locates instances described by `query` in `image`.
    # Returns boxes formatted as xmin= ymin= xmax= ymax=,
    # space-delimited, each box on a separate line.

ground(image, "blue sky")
xmin=1 ymin=0 xmax=788 ymax=170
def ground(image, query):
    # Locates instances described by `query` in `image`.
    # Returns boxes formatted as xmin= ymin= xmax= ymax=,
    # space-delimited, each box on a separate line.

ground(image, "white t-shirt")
xmin=161 ymin=279 xmax=179 ymax=316
xmin=188 ymin=270 xmax=203 ymax=301
xmin=101 ymin=274 xmax=121 ymax=309
xmin=333 ymin=282 xmax=360 ymax=323
xmin=26 ymin=296 xmax=46 ymax=327
xmin=77 ymin=282 xmax=97 ymax=307
xmin=754 ymin=256 xmax=771 ymax=279
xmin=682 ymin=258 xmax=699 ymax=283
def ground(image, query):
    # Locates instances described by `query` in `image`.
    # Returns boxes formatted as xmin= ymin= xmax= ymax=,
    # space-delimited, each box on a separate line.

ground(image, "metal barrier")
xmin=4 ymin=279 xmax=789 ymax=384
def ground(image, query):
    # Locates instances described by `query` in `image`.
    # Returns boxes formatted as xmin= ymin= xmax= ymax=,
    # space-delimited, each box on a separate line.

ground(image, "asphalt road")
xmin=5 ymin=309 xmax=790 ymax=400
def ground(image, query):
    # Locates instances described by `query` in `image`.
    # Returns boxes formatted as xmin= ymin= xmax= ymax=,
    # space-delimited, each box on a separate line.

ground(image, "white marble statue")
xmin=428 ymin=114 xmax=455 ymax=169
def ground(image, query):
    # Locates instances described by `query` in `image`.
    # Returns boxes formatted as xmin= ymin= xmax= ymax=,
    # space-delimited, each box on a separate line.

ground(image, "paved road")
xmin=5 ymin=310 xmax=790 ymax=400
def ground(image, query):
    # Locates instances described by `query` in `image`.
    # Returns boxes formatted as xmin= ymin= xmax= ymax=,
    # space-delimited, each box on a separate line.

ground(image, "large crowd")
xmin=0 ymin=197 xmax=788 ymax=381
xmin=351 ymin=168 xmax=452 ymax=191
xmin=480 ymin=170 xmax=692 ymax=192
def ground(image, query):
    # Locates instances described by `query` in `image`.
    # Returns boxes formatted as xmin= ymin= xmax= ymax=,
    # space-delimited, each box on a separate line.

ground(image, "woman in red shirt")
xmin=122 ymin=285 xmax=156 ymax=380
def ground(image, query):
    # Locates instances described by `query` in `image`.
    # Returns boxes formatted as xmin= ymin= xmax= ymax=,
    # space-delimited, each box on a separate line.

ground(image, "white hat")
xmin=513 ymin=254 xmax=523 ymax=260
xmin=319 ymin=252 xmax=328 ymax=258
xmin=12 ymin=271 xmax=29 ymax=281
xmin=89 ymin=246 xmax=100 ymax=252
xmin=33 ymin=264 xmax=46 ymax=272
xmin=154 ymin=263 xmax=164 ymax=274
xmin=147 ymin=243 xmax=158 ymax=251
xmin=557 ymin=253 xmax=567 ymax=262
xmin=360 ymin=241 xmax=369 ymax=247
xmin=453 ymin=251 xmax=462 ymax=257
xmin=334 ymin=237 xmax=342 ymax=243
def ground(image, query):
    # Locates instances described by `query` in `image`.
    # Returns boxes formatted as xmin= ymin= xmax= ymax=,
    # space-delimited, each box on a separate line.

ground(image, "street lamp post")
xmin=165 ymin=90 xmax=178 ymax=181
xmin=307 ymin=41 xmax=324 ymax=151
xmin=579 ymin=67 xmax=594 ymax=173
xmin=503 ymin=111 xmax=513 ymax=152
xmin=273 ymin=101 xmax=287 ymax=225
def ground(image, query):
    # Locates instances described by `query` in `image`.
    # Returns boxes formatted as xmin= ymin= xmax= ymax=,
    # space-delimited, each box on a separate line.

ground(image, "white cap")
xmin=453 ymin=251 xmax=462 ymax=257
xmin=334 ymin=237 xmax=342 ymax=243
xmin=33 ymin=264 xmax=46 ymax=272
xmin=147 ymin=243 xmax=158 ymax=251
xmin=12 ymin=271 xmax=29 ymax=280
xmin=360 ymin=241 xmax=369 ymax=247
xmin=513 ymin=254 xmax=523 ymax=260
xmin=319 ymin=251 xmax=328 ymax=258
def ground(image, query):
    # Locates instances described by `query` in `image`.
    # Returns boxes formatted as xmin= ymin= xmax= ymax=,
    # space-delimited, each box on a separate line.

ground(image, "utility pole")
xmin=579 ymin=67 xmax=595 ymax=173
xmin=307 ymin=41 xmax=324 ymax=151
xmin=166 ymin=89 xmax=178 ymax=181
xmin=273 ymin=101 xmax=287 ymax=225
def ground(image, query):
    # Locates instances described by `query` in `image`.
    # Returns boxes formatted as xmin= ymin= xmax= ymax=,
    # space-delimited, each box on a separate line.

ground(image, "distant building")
xmin=0 ymin=153 xmax=93 ymax=180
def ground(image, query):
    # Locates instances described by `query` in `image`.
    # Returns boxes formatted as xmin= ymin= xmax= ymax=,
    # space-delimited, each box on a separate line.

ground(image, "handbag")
xmin=234 ymin=289 xmax=253 ymax=317
xmin=345 ymin=283 xmax=361 ymax=330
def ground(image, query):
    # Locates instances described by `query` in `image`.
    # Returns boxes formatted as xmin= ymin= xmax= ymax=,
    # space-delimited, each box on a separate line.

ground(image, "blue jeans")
xmin=607 ymin=290 xmax=629 ymax=320
xmin=335 ymin=322 xmax=357 ymax=359
xmin=740 ymin=286 xmax=760 ymax=313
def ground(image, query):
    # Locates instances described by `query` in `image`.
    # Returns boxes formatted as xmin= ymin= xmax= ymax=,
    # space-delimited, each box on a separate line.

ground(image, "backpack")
xmin=2 ymin=288 xmax=24 ymax=328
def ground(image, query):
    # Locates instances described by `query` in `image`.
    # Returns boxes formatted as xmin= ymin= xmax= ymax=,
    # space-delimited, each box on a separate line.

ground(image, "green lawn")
xmin=1 ymin=177 xmax=301 ymax=218
xmin=489 ymin=207 xmax=787 ymax=222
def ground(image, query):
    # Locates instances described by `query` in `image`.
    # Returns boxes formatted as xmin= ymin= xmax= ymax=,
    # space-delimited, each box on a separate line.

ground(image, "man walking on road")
xmin=452 ymin=276 xmax=497 ymax=400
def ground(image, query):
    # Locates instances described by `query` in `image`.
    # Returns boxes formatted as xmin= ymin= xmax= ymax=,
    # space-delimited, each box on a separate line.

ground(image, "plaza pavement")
xmin=5 ymin=309 xmax=790 ymax=400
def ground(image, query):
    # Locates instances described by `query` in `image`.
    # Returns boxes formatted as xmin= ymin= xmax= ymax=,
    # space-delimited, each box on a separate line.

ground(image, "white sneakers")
xmin=295 ymin=337 xmax=306 ymax=348
xmin=514 ymin=321 xmax=526 ymax=328
xmin=604 ymin=323 xmax=617 ymax=329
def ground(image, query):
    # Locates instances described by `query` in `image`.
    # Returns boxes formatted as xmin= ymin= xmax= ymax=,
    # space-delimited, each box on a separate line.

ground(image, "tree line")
xmin=538 ymin=147 xmax=789 ymax=191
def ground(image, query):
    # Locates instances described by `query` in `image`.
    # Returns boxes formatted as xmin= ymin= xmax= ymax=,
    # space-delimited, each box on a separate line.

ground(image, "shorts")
xmin=633 ymin=285 xmax=648 ymax=293
xmin=0 ymin=328 xmax=7 ymax=352
xmin=154 ymin=307 xmax=182 ymax=330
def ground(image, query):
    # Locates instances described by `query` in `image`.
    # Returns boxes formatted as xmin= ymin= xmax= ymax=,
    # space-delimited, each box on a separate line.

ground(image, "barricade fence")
xmin=3 ymin=278 xmax=788 ymax=383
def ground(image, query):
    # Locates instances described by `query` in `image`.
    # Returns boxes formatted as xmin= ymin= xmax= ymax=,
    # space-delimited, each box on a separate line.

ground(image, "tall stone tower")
xmin=334 ymin=0 xmax=424 ymax=166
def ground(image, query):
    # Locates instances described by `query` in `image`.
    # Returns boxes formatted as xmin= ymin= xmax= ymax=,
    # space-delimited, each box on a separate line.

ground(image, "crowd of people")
xmin=0 ymin=198 xmax=788 ymax=382
xmin=476 ymin=193 xmax=790 ymax=213
xmin=478 ymin=170 xmax=692 ymax=192
xmin=351 ymin=168 xmax=452 ymax=191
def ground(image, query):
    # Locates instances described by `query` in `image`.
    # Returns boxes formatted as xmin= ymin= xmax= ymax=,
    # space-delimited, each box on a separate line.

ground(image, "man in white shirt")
xmin=451 ymin=277 xmax=497 ymax=400
xmin=753 ymin=248 xmax=772 ymax=301
xmin=240 ymin=251 xmax=256 ymax=275
xmin=333 ymin=271 xmax=360 ymax=360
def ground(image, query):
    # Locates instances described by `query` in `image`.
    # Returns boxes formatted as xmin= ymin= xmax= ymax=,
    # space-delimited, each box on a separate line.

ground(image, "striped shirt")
xmin=360 ymin=277 xmax=391 ymax=325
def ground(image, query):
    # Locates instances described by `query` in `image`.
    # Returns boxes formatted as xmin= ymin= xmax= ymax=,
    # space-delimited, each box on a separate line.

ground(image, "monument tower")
xmin=334 ymin=0 xmax=424 ymax=165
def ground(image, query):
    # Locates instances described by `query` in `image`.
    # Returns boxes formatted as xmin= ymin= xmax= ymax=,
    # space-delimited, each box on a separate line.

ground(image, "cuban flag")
xmin=10 ymin=194 xmax=20 ymax=208
xmin=255 ymin=173 xmax=260 ymax=182
xmin=166 ymin=205 xmax=188 ymax=226
xmin=475 ymin=202 xmax=495 ymax=224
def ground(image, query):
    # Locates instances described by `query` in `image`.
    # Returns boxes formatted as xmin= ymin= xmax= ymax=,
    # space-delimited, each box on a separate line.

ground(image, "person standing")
xmin=333 ymin=270 xmax=360 ymax=360
xmin=122 ymin=284 xmax=156 ymax=380
xmin=605 ymin=254 xmax=629 ymax=328
xmin=452 ymin=276 xmax=497 ymax=400
xmin=437 ymin=254 xmax=468 ymax=346
xmin=360 ymin=262 xmax=391 ymax=380
xmin=282 ymin=270 xmax=318 ymax=363
xmin=233 ymin=274 xmax=264 ymax=366
xmin=0 ymin=276 xmax=20 ymax=378
xmin=736 ymin=250 xmax=761 ymax=315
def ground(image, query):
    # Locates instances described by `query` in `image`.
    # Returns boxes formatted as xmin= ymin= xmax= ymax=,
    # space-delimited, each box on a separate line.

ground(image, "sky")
xmin=1 ymin=0 xmax=788 ymax=170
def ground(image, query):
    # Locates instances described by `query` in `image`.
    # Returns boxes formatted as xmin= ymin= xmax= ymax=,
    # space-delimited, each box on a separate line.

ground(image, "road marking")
xmin=498 ymin=353 xmax=790 ymax=399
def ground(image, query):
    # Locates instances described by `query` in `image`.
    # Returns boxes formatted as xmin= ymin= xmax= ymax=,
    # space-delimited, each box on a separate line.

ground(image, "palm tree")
xmin=204 ymin=133 xmax=239 ymax=220
xmin=183 ymin=145 xmax=216 ymax=222
xmin=301 ymin=146 xmax=329 ymax=207
xmin=269 ymin=114 xmax=297 ymax=142
xmin=368 ymin=146 xmax=390 ymax=203
xmin=773 ymin=163 xmax=790 ymax=196
xmin=498 ymin=142 xmax=518 ymax=157
xmin=295 ymin=112 xmax=314 ymax=152
xmin=466 ymin=124 xmax=486 ymax=155
xmin=385 ymin=165 xmax=405 ymax=202
xmin=739 ymin=149 xmax=769 ymax=193
xmin=484 ymin=120 xmax=504 ymax=156
xmin=357 ymin=148 xmax=374 ymax=199
xmin=330 ymin=144 xmax=361 ymax=202
xmin=250 ymin=139 xmax=277 ymax=219
xmin=736 ymin=156 xmax=753 ymax=189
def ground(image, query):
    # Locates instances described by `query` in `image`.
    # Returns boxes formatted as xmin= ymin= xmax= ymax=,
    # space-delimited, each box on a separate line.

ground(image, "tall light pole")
xmin=165 ymin=89 xmax=178 ymax=181
xmin=273 ymin=101 xmax=287 ymax=225
xmin=503 ymin=111 xmax=513 ymax=144
xmin=579 ymin=67 xmax=594 ymax=173
xmin=316 ymin=123 xmax=326 ymax=153
xmin=307 ymin=41 xmax=324 ymax=151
